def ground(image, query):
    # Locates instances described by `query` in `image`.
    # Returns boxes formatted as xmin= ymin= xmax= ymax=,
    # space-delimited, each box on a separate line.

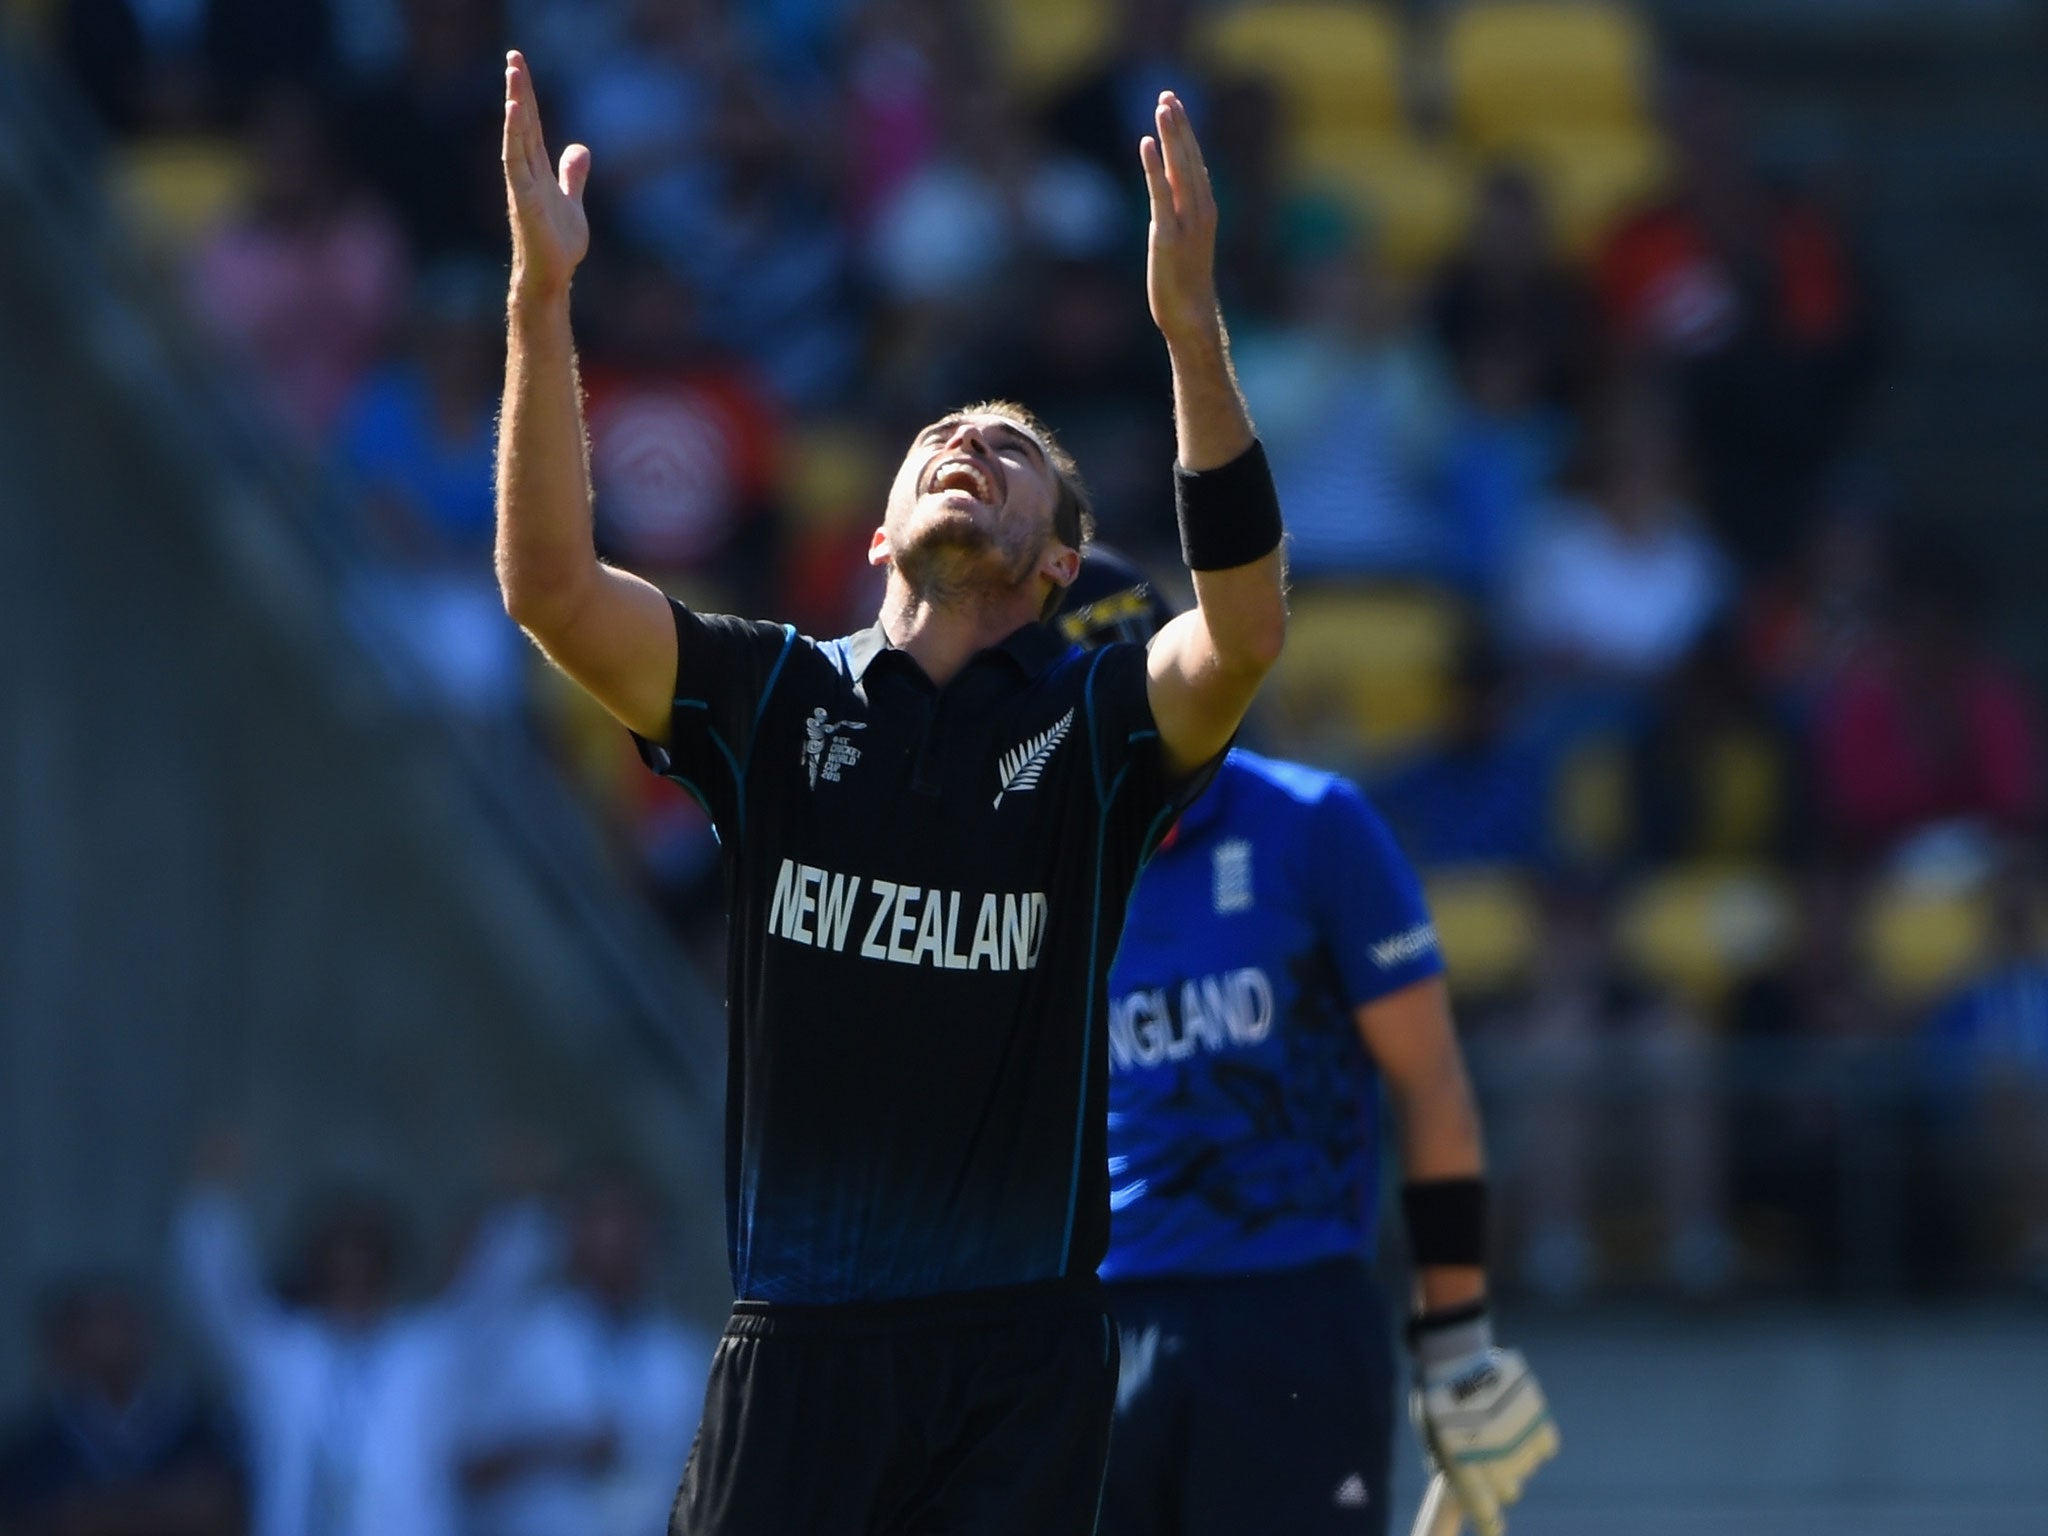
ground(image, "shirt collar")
xmin=842 ymin=620 xmax=1075 ymax=683
xmin=1159 ymin=749 xmax=1236 ymax=848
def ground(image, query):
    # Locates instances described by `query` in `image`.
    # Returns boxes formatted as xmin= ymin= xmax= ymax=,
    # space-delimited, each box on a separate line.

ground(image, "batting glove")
xmin=1409 ymin=1309 xmax=1559 ymax=1536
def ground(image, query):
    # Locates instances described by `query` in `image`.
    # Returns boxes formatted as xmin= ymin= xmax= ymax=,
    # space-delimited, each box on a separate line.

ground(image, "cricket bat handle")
xmin=1409 ymin=1471 xmax=1462 ymax=1536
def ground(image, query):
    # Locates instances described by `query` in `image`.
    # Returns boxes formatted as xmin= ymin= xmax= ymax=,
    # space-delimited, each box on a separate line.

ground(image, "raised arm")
xmin=172 ymin=1154 xmax=284 ymax=1387
xmin=496 ymin=50 xmax=676 ymax=743
xmin=1137 ymin=92 xmax=1287 ymax=779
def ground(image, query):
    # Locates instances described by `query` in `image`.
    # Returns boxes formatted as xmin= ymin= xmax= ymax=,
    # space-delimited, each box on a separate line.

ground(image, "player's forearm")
xmin=1391 ymin=1066 xmax=1489 ymax=1310
xmin=1166 ymin=320 xmax=1284 ymax=670
xmin=495 ymin=288 xmax=599 ymax=636
xmin=1165 ymin=317 xmax=1253 ymax=472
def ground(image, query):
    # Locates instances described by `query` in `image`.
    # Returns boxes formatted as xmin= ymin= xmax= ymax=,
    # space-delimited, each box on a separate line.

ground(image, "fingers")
xmin=1138 ymin=134 xmax=1174 ymax=230
xmin=503 ymin=51 xmax=550 ymax=188
xmin=1152 ymin=91 xmax=1215 ymax=229
xmin=559 ymin=142 xmax=592 ymax=204
xmin=1425 ymin=1423 xmax=1503 ymax=1536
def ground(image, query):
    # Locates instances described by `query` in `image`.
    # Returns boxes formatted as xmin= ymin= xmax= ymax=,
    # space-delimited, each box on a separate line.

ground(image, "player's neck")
xmin=878 ymin=572 xmax=1042 ymax=688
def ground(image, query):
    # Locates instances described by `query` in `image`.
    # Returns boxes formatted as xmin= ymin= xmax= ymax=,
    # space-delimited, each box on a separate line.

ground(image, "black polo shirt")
xmin=636 ymin=598 xmax=1204 ymax=1306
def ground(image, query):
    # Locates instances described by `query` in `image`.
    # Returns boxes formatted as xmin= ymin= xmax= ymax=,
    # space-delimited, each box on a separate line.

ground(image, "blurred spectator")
xmin=578 ymin=258 xmax=782 ymax=610
xmin=1632 ymin=626 xmax=1798 ymax=869
xmin=1810 ymin=550 xmax=2043 ymax=860
xmin=1507 ymin=386 xmax=1729 ymax=683
xmin=1045 ymin=0 xmax=1204 ymax=187
xmin=865 ymin=81 xmax=1122 ymax=410
xmin=201 ymin=0 xmax=336 ymax=114
xmin=1234 ymin=231 xmax=1453 ymax=577
xmin=560 ymin=0 xmax=734 ymax=280
xmin=1741 ymin=466 xmax=1893 ymax=707
xmin=1496 ymin=891 xmax=1729 ymax=1299
xmin=677 ymin=70 xmax=860 ymax=407
xmin=189 ymin=82 xmax=407 ymax=442
xmin=173 ymin=1146 xmax=549 ymax=1536
xmin=1375 ymin=635 xmax=1554 ymax=872
xmin=0 ymin=1279 xmax=241 ymax=1536
xmin=1435 ymin=330 xmax=1570 ymax=601
xmin=1921 ymin=853 xmax=2048 ymax=1284
xmin=59 ymin=0 xmax=333 ymax=133
xmin=1726 ymin=869 xmax=1887 ymax=1284
xmin=1596 ymin=75 xmax=1876 ymax=571
xmin=59 ymin=0 xmax=212 ymax=137
xmin=344 ymin=0 xmax=507 ymax=262
xmin=1199 ymin=75 xmax=1288 ymax=323
xmin=837 ymin=0 xmax=954 ymax=233
xmin=460 ymin=1178 xmax=713 ymax=1536
xmin=1429 ymin=165 xmax=1597 ymax=416
xmin=986 ymin=257 xmax=1175 ymax=551
xmin=337 ymin=260 xmax=526 ymax=717
xmin=338 ymin=260 xmax=499 ymax=558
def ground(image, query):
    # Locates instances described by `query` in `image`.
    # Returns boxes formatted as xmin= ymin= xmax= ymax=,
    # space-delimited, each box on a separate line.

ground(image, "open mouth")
xmin=924 ymin=455 xmax=999 ymax=506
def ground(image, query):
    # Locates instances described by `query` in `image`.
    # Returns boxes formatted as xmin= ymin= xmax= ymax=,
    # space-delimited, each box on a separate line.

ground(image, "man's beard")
xmin=893 ymin=515 xmax=1040 ymax=610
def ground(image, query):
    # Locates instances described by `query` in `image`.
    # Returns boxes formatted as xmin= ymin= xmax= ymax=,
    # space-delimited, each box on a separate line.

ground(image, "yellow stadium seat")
xmin=1617 ymin=867 xmax=1794 ymax=1005
xmin=1492 ymin=125 xmax=1670 ymax=256
xmin=1425 ymin=867 xmax=1541 ymax=996
xmin=1862 ymin=878 xmax=1992 ymax=1008
xmin=1264 ymin=585 xmax=1467 ymax=764
xmin=1196 ymin=1 xmax=1406 ymax=142
xmin=779 ymin=423 xmax=886 ymax=531
xmin=1550 ymin=731 xmax=1634 ymax=871
xmin=1288 ymin=130 xmax=1479 ymax=275
xmin=1444 ymin=2 xmax=1654 ymax=149
xmin=982 ymin=0 xmax=1113 ymax=101
xmin=112 ymin=136 xmax=255 ymax=249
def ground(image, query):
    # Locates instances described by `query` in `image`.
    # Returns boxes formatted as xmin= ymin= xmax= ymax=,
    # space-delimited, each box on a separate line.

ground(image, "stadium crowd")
xmin=7 ymin=0 xmax=2048 ymax=1481
xmin=0 ymin=1144 xmax=717 ymax=1536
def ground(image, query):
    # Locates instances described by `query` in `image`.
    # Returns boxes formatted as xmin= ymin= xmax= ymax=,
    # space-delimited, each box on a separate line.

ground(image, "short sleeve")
xmin=1309 ymin=778 xmax=1445 ymax=1008
xmin=632 ymin=598 xmax=798 ymax=835
xmin=1082 ymin=642 xmax=1224 ymax=863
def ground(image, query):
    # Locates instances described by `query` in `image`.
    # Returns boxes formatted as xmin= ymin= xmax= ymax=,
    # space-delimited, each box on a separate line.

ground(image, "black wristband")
xmin=1174 ymin=438 xmax=1283 ymax=572
xmin=1402 ymin=1176 xmax=1489 ymax=1268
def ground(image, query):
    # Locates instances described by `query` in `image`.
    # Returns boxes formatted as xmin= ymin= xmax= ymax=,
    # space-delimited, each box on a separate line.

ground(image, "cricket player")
xmin=1059 ymin=556 xmax=1557 ymax=1536
xmin=495 ymin=52 xmax=1286 ymax=1535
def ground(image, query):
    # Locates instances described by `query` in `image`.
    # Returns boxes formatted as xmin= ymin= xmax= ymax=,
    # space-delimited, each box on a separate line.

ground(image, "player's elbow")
xmin=1224 ymin=604 xmax=1286 ymax=675
xmin=498 ymin=557 xmax=583 ymax=640
xmin=1247 ymin=606 xmax=1287 ymax=670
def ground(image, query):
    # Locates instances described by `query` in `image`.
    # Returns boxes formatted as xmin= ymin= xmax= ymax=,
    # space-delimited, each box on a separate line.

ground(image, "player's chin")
xmin=903 ymin=503 xmax=997 ymax=552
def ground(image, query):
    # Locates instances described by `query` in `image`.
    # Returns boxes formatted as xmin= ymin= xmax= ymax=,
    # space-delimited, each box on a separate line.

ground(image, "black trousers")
xmin=674 ymin=1279 xmax=1119 ymax=1535
xmin=1098 ymin=1258 xmax=1395 ymax=1536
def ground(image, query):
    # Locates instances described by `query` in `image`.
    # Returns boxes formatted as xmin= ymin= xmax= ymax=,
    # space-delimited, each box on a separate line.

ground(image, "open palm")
xmin=1139 ymin=91 xmax=1220 ymax=347
xmin=502 ymin=50 xmax=590 ymax=299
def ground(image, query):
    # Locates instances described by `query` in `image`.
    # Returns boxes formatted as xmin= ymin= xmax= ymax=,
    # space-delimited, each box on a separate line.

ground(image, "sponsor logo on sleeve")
xmin=1369 ymin=922 xmax=1439 ymax=971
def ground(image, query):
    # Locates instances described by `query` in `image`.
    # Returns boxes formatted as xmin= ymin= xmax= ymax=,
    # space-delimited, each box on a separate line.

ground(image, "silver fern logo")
xmin=993 ymin=708 xmax=1074 ymax=808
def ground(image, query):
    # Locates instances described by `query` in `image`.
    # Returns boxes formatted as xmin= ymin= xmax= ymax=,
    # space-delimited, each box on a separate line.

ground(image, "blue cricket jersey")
xmin=1101 ymin=749 xmax=1445 ymax=1281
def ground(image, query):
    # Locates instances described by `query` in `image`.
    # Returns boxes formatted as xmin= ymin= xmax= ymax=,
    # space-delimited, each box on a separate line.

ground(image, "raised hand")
xmin=1139 ymin=91 xmax=1221 ymax=350
xmin=502 ymin=50 xmax=591 ymax=303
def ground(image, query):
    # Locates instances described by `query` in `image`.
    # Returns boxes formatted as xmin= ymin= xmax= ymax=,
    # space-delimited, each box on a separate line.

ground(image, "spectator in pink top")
xmin=190 ymin=82 xmax=407 ymax=442
xmin=1812 ymin=551 xmax=2042 ymax=858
